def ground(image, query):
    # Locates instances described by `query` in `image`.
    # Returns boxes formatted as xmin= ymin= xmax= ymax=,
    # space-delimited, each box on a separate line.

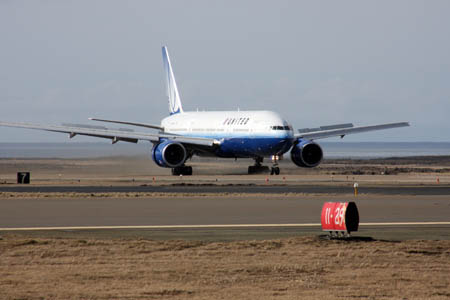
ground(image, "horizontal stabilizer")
xmin=295 ymin=122 xmax=409 ymax=140
xmin=117 ymin=128 xmax=134 ymax=132
xmin=298 ymin=123 xmax=354 ymax=134
xmin=0 ymin=121 xmax=218 ymax=147
xmin=319 ymin=123 xmax=354 ymax=131
xmin=89 ymin=118 xmax=163 ymax=131
xmin=63 ymin=123 xmax=134 ymax=132
xmin=62 ymin=123 xmax=107 ymax=130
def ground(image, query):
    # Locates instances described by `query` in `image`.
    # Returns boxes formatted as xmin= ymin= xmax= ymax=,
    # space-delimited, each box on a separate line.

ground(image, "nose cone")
xmin=269 ymin=112 xmax=294 ymax=138
xmin=266 ymin=111 xmax=295 ymax=153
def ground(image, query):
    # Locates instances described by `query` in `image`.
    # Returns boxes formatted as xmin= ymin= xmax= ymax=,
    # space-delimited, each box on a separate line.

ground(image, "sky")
xmin=0 ymin=0 xmax=449 ymax=142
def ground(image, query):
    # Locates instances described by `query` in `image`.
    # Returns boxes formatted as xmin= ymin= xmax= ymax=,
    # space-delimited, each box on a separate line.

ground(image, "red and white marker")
xmin=321 ymin=202 xmax=359 ymax=234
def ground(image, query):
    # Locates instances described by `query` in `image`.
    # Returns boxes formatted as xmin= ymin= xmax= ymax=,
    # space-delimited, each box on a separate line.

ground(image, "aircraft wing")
xmin=294 ymin=122 xmax=410 ymax=140
xmin=0 ymin=121 xmax=218 ymax=147
xmin=88 ymin=118 xmax=164 ymax=131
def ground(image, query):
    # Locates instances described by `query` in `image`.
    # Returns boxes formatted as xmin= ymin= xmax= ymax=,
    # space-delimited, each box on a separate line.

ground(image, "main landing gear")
xmin=248 ymin=157 xmax=270 ymax=174
xmin=172 ymin=165 xmax=193 ymax=176
xmin=247 ymin=157 xmax=281 ymax=175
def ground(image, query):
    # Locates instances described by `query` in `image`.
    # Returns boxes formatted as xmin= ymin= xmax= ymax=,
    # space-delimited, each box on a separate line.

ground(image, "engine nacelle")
xmin=151 ymin=140 xmax=187 ymax=168
xmin=290 ymin=140 xmax=323 ymax=168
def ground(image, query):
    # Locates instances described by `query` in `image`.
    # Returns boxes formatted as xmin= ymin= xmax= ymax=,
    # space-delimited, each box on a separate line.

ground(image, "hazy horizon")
xmin=1 ymin=141 xmax=449 ymax=159
xmin=1 ymin=1 xmax=449 ymax=142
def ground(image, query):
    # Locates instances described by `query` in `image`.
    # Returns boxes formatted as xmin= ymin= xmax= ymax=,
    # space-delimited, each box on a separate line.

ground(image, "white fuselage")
xmin=162 ymin=110 xmax=292 ymax=138
xmin=161 ymin=110 xmax=295 ymax=158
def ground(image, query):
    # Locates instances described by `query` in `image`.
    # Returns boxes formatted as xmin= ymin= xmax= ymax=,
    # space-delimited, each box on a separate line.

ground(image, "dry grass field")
xmin=1 ymin=235 xmax=449 ymax=300
xmin=1 ymin=156 xmax=449 ymax=299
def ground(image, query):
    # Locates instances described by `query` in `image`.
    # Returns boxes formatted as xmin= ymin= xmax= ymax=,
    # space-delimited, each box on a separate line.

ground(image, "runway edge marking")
xmin=1 ymin=222 xmax=450 ymax=231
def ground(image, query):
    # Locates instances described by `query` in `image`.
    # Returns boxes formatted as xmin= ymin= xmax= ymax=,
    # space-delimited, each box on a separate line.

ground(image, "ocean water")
xmin=0 ymin=142 xmax=449 ymax=159
xmin=0 ymin=143 xmax=149 ymax=159
xmin=320 ymin=142 xmax=450 ymax=158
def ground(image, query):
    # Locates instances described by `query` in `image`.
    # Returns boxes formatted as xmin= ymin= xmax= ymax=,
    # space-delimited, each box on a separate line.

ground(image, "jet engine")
xmin=290 ymin=139 xmax=323 ymax=168
xmin=151 ymin=140 xmax=187 ymax=168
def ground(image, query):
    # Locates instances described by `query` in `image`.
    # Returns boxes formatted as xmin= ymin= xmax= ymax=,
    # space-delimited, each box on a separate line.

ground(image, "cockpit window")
xmin=271 ymin=125 xmax=292 ymax=131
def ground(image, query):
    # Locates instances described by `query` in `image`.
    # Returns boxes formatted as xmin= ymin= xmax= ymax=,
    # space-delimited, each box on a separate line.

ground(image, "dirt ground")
xmin=0 ymin=235 xmax=449 ymax=300
xmin=1 ymin=156 xmax=450 ymax=185
xmin=1 ymin=156 xmax=449 ymax=299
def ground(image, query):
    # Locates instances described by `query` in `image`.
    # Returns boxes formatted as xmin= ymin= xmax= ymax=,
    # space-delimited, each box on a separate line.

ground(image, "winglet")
xmin=162 ymin=46 xmax=184 ymax=115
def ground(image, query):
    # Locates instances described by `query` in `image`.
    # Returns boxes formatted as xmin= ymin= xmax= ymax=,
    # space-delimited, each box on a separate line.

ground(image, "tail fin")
xmin=162 ymin=46 xmax=184 ymax=115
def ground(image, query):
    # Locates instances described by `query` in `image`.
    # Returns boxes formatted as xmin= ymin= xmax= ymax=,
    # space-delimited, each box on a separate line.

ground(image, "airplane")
xmin=0 ymin=46 xmax=409 ymax=175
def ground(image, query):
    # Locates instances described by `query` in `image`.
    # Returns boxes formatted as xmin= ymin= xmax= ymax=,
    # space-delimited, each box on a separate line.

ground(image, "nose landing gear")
xmin=270 ymin=166 xmax=280 ymax=175
xmin=270 ymin=155 xmax=281 ymax=175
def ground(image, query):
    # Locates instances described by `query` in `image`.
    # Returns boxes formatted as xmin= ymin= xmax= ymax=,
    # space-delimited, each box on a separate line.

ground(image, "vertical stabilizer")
xmin=162 ymin=46 xmax=184 ymax=115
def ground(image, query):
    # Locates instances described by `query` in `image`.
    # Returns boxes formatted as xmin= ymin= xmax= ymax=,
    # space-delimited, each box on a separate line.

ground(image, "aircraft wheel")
xmin=270 ymin=167 xmax=280 ymax=175
xmin=274 ymin=167 xmax=280 ymax=175
xmin=184 ymin=166 xmax=193 ymax=175
xmin=248 ymin=166 xmax=255 ymax=174
xmin=249 ymin=165 xmax=270 ymax=174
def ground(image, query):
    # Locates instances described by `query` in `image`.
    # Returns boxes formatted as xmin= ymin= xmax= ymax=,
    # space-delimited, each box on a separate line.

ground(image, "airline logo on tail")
xmin=162 ymin=46 xmax=184 ymax=115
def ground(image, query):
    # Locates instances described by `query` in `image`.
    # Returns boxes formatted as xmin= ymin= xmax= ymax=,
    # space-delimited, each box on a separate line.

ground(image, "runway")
xmin=1 ymin=184 xmax=450 ymax=195
xmin=2 ymin=181 xmax=449 ymax=240
xmin=2 ymin=222 xmax=450 ymax=231
xmin=1 ymin=195 xmax=449 ymax=228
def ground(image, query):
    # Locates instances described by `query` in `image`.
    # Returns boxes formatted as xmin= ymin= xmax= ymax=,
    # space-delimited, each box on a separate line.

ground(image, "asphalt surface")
xmin=1 ymin=195 xmax=449 ymax=228
xmin=1 ymin=184 xmax=450 ymax=195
